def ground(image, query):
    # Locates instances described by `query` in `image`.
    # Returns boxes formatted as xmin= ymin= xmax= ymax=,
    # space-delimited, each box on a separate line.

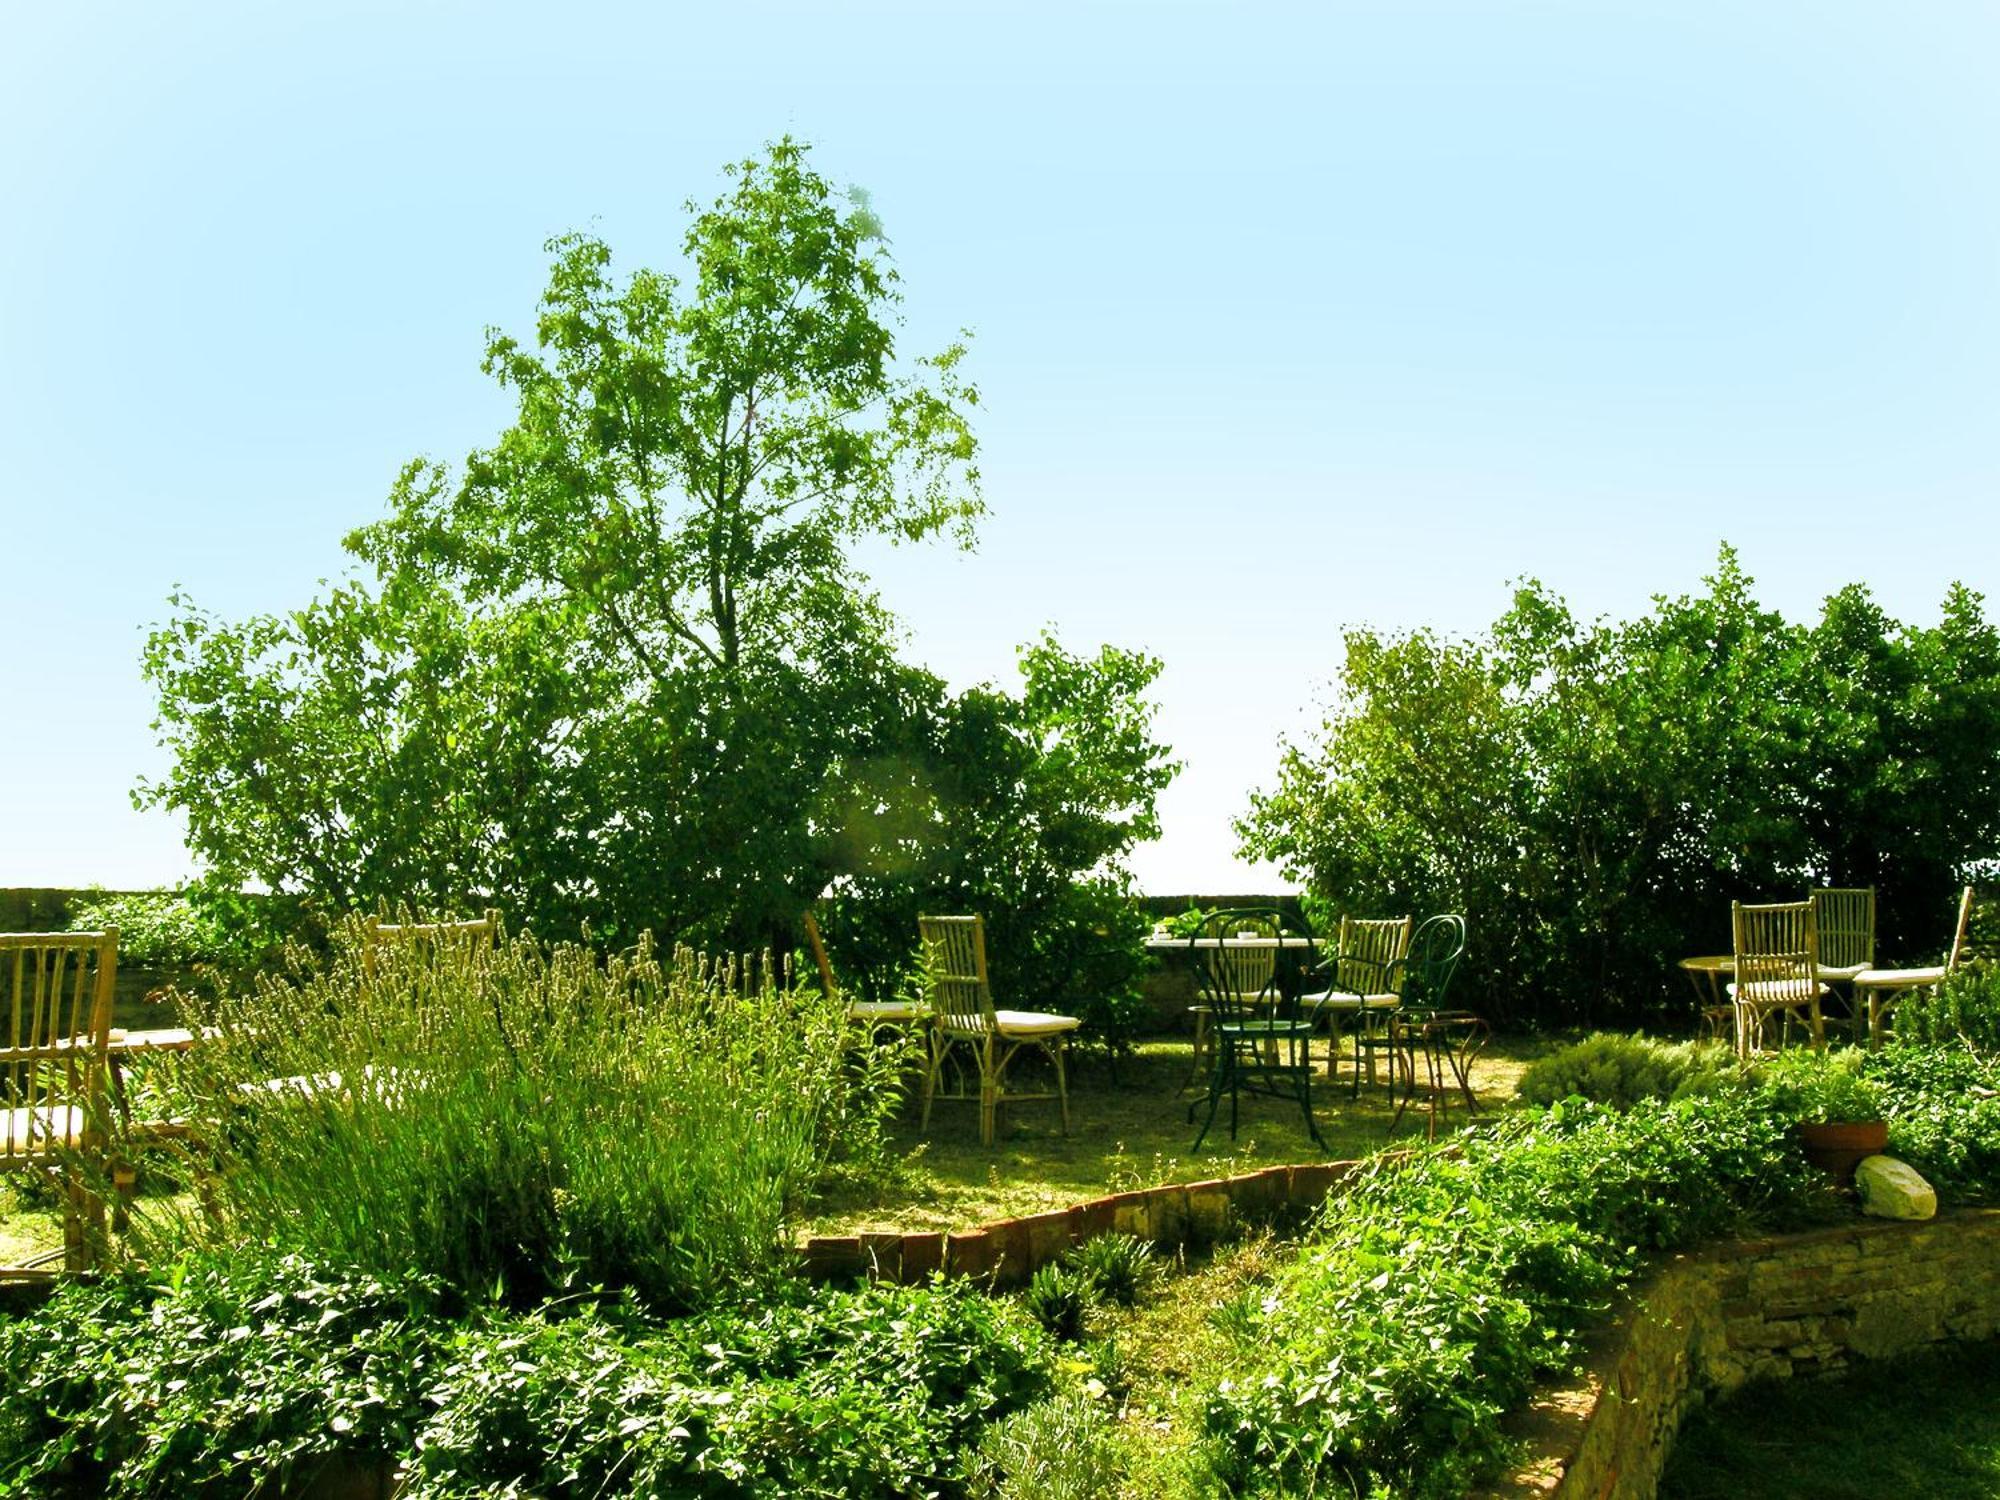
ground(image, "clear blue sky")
xmin=4 ymin=1 xmax=1997 ymax=894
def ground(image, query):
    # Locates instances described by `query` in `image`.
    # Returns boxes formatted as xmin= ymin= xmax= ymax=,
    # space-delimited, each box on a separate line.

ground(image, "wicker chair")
xmin=364 ymin=907 xmax=501 ymax=959
xmin=1298 ymin=915 xmax=1413 ymax=1095
xmin=1852 ymin=885 xmax=1976 ymax=1048
xmin=805 ymin=910 xmax=927 ymax=1027
xmin=2 ymin=930 xmax=118 ymax=1272
xmin=1729 ymin=900 xmax=1828 ymax=1057
xmin=1811 ymin=887 xmax=1875 ymax=1032
xmin=917 ymin=914 xmax=1079 ymax=1146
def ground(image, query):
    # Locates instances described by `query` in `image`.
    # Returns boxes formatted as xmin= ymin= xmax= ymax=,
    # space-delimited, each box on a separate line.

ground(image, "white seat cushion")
xmin=847 ymin=1001 xmax=927 ymax=1022
xmin=993 ymin=1010 xmax=1080 ymax=1037
xmin=1 ymin=1105 xmax=86 ymax=1155
xmin=1854 ymin=966 xmax=1947 ymax=988
xmin=1305 ymin=990 xmax=1399 ymax=1009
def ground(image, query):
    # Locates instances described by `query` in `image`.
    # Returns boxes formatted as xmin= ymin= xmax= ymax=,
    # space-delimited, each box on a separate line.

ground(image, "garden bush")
xmin=136 ymin=921 xmax=905 ymax=1310
xmin=1894 ymin=960 xmax=2000 ymax=1055
xmin=1516 ymin=1032 xmax=1736 ymax=1109
xmin=1865 ymin=1045 xmax=2000 ymax=1201
xmin=1198 ymin=1089 xmax=1845 ymax=1498
xmin=0 ymin=1252 xmax=1052 ymax=1499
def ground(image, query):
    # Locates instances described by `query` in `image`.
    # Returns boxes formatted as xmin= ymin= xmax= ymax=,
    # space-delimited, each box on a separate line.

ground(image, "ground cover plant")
xmin=0 ymin=1250 xmax=1054 ymax=1498
xmin=132 ymin=920 xmax=906 ymax=1311
xmin=1194 ymin=1089 xmax=1851 ymax=1498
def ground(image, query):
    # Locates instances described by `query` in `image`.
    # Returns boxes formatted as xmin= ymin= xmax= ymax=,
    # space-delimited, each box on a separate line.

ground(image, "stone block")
xmin=900 ymin=1232 xmax=944 ymax=1281
xmin=802 ymin=1235 xmax=867 ymax=1281
xmin=859 ymin=1231 xmax=904 ymax=1281
xmin=1856 ymin=1156 xmax=1937 ymax=1221
xmin=1148 ymin=1184 xmax=1190 ymax=1245
xmin=944 ymin=1228 xmax=994 ymax=1280
xmin=1187 ymin=1179 xmax=1234 ymax=1241
xmin=1109 ymin=1190 xmax=1153 ymax=1240
xmin=1074 ymin=1194 xmax=1119 ymax=1239
xmin=1019 ymin=1208 xmax=1076 ymax=1270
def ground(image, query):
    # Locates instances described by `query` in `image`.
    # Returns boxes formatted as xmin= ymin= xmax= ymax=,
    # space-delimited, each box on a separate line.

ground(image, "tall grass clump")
xmin=137 ymin=920 xmax=898 ymax=1310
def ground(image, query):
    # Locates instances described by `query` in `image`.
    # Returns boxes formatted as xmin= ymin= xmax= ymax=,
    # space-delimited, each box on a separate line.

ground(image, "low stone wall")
xmin=1497 ymin=1209 xmax=2000 ymax=1499
xmin=799 ymin=1158 xmax=1364 ymax=1287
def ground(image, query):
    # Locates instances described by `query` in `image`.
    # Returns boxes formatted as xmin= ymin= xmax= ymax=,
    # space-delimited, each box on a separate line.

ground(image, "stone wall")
xmin=1496 ymin=1210 xmax=2000 ymax=1499
xmin=799 ymin=1158 xmax=1364 ymax=1288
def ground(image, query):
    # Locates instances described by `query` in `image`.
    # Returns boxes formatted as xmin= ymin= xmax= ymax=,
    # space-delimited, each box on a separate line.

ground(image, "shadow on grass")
xmin=802 ymin=1033 xmax=1540 ymax=1236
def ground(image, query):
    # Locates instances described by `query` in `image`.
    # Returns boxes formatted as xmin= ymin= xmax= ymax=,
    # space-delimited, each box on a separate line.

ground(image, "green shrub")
xmin=1894 ymin=962 xmax=2000 ymax=1054
xmin=1866 ymin=1045 xmax=2000 ymax=1201
xmin=1516 ymin=1032 xmax=1737 ymax=1109
xmin=1198 ymin=1090 xmax=1843 ymax=1498
xmin=1023 ymin=1262 xmax=1096 ymax=1342
xmin=0 ymin=1252 xmax=1053 ymax=1499
xmin=1757 ymin=1046 xmax=1882 ymax=1123
xmin=64 ymin=888 xmax=268 ymax=971
xmin=0 ymin=1250 xmax=446 ymax=1497
xmin=136 ymin=922 xmax=903 ymax=1310
xmin=966 ymin=1392 xmax=1125 ymax=1500
xmin=1067 ymin=1232 xmax=1160 ymax=1307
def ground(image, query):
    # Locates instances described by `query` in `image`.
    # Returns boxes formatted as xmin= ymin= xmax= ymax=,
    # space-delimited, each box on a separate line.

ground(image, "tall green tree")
xmin=141 ymin=141 xmax=1173 ymax=973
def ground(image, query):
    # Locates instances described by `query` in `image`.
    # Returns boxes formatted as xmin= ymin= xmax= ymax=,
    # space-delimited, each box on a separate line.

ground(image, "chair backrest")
xmin=1811 ymin=888 xmax=1876 ymax=969
xmin=1732 ymin=899 xmax=1819 ymax=1004
xmin=1945 ymin=884 xmax=1977 ymax=972
xmin=1190 ymin=908 xmax=1308 ymax=1023
xmin=1399 ymin=914 xmax=1468 ymax=1011
xmin=366 ymin=908 xmax=502 ymax=952
xmin=1 ymin=929 xmax=118 ymax=1174
xmin=802 ymin=910 xmax=839 ymax=1000
xmin=1334 ymin=915 xmax=1414 ymax=996
xmin=918 ymin=914 xmax=997 ymax=1032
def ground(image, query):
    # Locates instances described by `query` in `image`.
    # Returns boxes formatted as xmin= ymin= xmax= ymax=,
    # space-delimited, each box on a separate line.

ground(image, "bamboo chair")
xmin=1852 ymin=885 xmax=1976 ymax=1048
xmin=1298 ymin=915 xmax=1414 ymax=1095
xmin=1729 ymin=900 xmax=1828 ymax=1057
xmin=1 ymin=930 xmax=118 ymax=1273
xmin=805 ymin=910 xmax=927 ymax=1027
xmin=917 ymin=914 xmax=1079 ymax=1146
xmin=1811 ymin=887 xmax=1875 ymax=1032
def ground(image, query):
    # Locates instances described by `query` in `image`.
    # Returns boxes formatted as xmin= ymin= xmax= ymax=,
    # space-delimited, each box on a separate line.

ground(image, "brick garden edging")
xmin=799 ymin=1158 xmax=1366 ymax=1287
xmin=1490 ymin=1209 xmax=2000 ymax=1499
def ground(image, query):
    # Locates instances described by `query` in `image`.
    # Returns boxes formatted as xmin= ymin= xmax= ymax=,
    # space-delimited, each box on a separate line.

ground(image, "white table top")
xmin=1144 ymin=933 xmax=1316 ymax=950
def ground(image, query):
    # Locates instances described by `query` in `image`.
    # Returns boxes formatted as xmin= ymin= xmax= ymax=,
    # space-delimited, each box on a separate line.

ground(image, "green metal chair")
xmin=1188 ymin=908 xmax=1324 ymax=1152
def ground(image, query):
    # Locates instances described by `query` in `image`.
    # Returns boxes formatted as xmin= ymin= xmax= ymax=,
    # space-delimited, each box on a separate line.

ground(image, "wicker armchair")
xmin=1852 ymin=885 xmax=1976 ymax=1048
xmin=1729 ymin=900 xmax=1828 ymax=1057
xmin=917 ymin=915 xmax=1078 ymax=1146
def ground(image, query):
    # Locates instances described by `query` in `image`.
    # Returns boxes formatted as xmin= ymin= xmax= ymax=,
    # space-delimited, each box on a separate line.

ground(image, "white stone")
xmin=1855 ymin=1155 xmax=1936 ymax=1220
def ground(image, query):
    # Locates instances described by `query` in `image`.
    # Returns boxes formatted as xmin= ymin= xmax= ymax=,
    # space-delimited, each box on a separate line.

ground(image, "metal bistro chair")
xmin=1188 ymin=908 xmax=1324 ymax=1153
xmin=917 ymin=915 xmax=1079 ymax=1146
xmin=1852 ymin=885 xmax=1976 ymax=1048
xmin=2 ymin=929 xmax=118 ymax=1273
xmin=1730 ymin=899 xmax=1829 ymax=1058
xmin=1380 ymin=916 xmax=1477 ymax=1137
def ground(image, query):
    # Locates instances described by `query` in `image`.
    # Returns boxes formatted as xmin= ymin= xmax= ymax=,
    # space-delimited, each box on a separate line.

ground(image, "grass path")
xmin=1659 ymin=1339 xmax=2000 ymax=1499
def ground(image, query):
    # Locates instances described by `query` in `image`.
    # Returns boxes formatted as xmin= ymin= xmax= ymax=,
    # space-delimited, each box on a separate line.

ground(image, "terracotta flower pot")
xmin=1796 ymin=1120 xmax=1889 ymax=1182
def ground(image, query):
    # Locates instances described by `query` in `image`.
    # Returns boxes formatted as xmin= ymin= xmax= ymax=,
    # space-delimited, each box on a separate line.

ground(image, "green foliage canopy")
xmin=139 ymin=141 xmax=1173 ymax=977
xmin=1238 ymin=548 xmax=2000 ymax=1024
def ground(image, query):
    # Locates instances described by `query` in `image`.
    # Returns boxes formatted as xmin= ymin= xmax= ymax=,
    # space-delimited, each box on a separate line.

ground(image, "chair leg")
xmin=1191 ymin=1045 xmax=1231 ymax=1153
xmin=919 ymin=1037 xmax=942 ymax=1130
xmin=1050 ymin=1041 xmax=1070 ymax=1135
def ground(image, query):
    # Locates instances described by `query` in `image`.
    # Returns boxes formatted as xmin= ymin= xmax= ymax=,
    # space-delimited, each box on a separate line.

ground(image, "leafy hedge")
xmin=0 ymin=1253 xmax=1052 ymax=1498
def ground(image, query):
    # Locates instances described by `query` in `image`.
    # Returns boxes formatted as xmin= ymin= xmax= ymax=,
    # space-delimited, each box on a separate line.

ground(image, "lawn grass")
xmin=1659 ymin=1339 xmax=2000 ymax=1500
xmin=801 ymin=1033 xmax=1540 ymax=1237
